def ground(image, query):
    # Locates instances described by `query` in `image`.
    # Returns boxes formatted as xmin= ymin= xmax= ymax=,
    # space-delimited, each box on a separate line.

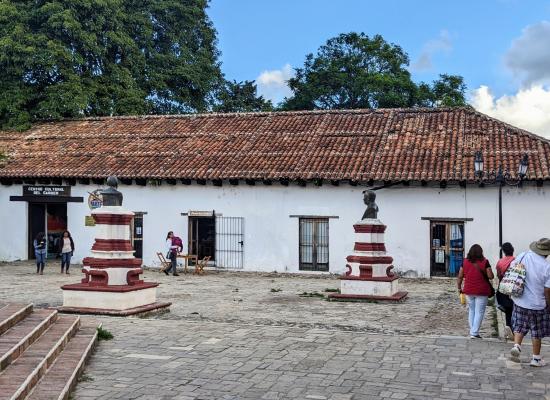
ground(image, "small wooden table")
xmin=176 ymin=254 xmax=198 ymax=273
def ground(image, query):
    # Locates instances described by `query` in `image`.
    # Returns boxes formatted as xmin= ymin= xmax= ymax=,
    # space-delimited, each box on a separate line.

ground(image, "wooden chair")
xmin=156 ymin=252 xmax=171 ymax=272
xmin=194 ymin=256 xmax=211 ymax=275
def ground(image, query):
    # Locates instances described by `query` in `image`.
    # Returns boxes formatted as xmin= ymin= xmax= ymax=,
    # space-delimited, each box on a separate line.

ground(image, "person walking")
xmin=496 ymin=242 xmax=515 ymax=340
xmin=58 ymin=230 xmax=75 ymax=274
xmin=457 ymin=244 xmax=494 ymax=339
xmin=165 ymin=231 xmax=180 ymax=276
xmin=33 ymin=232 xmax=47 ymax=275
xmin=509 ymin=238 xmax=550 ymax=367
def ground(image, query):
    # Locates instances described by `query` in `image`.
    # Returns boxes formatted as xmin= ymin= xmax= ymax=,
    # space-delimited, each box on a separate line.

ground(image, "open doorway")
xmin=28 ymin=203 xmax=67 ymax=259
xmin=430 ymin=221 xmax=464 ymax=277
xmin=188 ymin=216 xmax=216 ymax=261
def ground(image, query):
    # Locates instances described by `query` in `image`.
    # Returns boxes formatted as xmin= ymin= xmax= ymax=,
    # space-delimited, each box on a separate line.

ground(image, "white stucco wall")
xmin=0 ymin=185 xmax=27 ymax=260
xmin=2 ymin=182 xmax=549 ymax=277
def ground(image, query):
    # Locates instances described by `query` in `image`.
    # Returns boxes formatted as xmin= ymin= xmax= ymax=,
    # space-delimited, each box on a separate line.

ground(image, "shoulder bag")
xmin=498 ymin=254 xmax=527 ymax=297
xmin=474 ymin=260 xmax=495 ymax=298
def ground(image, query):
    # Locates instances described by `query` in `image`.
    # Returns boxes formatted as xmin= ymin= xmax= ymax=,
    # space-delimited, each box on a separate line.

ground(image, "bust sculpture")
xmin=362 ymin=189 xmax=378 ymax=219
xmin=101 ymin=176 xmax=123 ymax=207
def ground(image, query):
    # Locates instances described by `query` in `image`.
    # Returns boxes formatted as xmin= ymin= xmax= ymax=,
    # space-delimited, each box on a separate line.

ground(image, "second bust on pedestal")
xmin=362 ymin=189 xmax=379 ymax=220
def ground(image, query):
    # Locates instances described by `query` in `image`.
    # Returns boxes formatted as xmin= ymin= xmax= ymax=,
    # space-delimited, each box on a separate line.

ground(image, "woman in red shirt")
xmin=457 ymin=244 xmax=495 ymax=338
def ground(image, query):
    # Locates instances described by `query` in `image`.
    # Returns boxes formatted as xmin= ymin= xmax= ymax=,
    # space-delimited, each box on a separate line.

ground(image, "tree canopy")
xmin=213 ymin=80 xmax=273 ymax=113
xmin=0 ymin=0 xmax=224 ymax=129
xmin=281 ymin=33 xmax=466 ymax=111
xmin=0 ymin=6 xmax=468 ymax=131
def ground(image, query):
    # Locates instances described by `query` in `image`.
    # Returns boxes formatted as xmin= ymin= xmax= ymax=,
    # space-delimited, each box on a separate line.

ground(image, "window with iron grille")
xmin=299 ymin=218 xmax=329 ymax=271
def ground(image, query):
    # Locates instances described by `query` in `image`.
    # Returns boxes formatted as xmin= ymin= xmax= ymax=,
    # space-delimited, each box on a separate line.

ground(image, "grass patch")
xmin=324 ymin=288 xmax=340 ymax=293
xmin=299 ymin=291 xmax=325 ymax=298
xmin=270 ymin=288 xmax=282 ymax=292
xmin=78 ymin=373 xmax=94 ymax=383
xmin=327 ymin=297 xmax=378 ymax=303
xmin=97 ymin=326 xmax=114 ymax=341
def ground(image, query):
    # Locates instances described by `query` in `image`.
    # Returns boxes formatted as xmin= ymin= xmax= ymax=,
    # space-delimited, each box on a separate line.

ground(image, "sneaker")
xmin=504 ymin=326 xmax=514 ymax=341
xmin=530 ymin=358 xmax=546 ymax=367
xmin=164 ymin=270 xmax=169 ymax=276
xmin=510 ymin=344 xmax=521 ymax=359
xmin=173 ymin=273 xmax=180 ymax=277
xmin=469 ymin=335 xmax=482 ymax=339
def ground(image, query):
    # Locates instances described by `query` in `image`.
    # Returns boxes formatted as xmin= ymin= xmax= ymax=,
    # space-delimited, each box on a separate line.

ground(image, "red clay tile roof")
xmin=0 ymin=107 xmax=549 ymax=183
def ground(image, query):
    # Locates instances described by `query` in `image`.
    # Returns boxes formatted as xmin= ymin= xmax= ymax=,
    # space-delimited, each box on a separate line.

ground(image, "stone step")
xmin=0 ymin=315 xmax=80 ymax=400
xmin=26 ymin=322 xmax=99 ymax=400
xmin=0 ymin=304 xmax=34 ymax=336
xmin=0 ymin=309 xmax=58 ymax=371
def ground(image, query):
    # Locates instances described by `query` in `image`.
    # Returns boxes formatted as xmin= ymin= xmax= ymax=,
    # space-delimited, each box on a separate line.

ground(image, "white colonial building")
xmin=1 ymin=108 xmax=549 ymax=277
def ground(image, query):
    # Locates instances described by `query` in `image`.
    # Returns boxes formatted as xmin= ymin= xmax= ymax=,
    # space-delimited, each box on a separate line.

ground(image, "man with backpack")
xmin=165 ymin=231 xmax=183 ymax=276
xmin=509 ymin=238 xmax=550 ymax=367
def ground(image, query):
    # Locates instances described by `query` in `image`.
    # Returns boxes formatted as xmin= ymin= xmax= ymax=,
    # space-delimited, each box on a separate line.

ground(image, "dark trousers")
xmin=504 ymin=306 xmax=513 ymax=328
xmin=497 ymin=291 xmax=514 ymax=328
xmin=167 ymin=252 xmax=178 ymax=274
xmin=61 ymin=252 xmax=72 ymax=272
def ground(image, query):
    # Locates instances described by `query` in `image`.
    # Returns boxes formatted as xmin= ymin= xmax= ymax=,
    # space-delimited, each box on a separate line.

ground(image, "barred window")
xmin=299 ymin=218 xmax=329 ymax=271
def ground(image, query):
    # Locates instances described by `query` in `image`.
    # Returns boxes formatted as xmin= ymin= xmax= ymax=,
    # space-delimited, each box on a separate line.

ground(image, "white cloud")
xmin=505 ymin=21 xmax=550 ymax=86
xmin=255 ymin=64 xmax=294 ymax=104
xmin=470 ymin=85 xmax=550 ymax=137
xmin=411 ymin=30 xmax=452 ymax=72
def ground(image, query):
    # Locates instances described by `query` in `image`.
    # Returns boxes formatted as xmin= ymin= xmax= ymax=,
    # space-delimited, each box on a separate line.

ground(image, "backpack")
xmin=171 ymin=236 xmax=183 ymax=251
xmin=498 ymin=254 xmax=527 ymax=297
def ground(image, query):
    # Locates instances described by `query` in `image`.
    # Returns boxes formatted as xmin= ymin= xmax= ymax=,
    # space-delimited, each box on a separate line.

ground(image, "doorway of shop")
xmin=188 ymin=216 xmax=216 ymax=262
xmin=28 ymin=203 xmax=67 ymax=259
xmin=430 ymin=221 xmax=464 ymax=277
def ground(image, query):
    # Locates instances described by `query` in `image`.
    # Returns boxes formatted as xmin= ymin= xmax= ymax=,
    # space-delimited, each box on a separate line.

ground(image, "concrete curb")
xmin=495 ymin=303 xmax=506 ymax=341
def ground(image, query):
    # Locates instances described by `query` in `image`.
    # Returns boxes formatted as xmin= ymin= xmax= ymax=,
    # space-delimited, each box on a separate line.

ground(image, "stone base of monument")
xmin=328 ymin=218 xmax=408 ymax=302
xmin=59 ymin=281 xmax=171 ymax=316
xmin=59 ymin=178 xmax=170 ymax=317
xmin=328 ymin=281 xmax=408 ymax=302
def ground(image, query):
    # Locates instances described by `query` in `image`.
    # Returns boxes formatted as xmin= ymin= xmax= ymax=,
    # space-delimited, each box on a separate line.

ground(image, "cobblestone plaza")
xmin=1 ymin=262 xmax=549 ymax=399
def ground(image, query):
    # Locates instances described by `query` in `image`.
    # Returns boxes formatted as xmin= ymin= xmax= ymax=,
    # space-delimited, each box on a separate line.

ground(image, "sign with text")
xmin=23 ymin=185 xmax=71 ymax=197
xmin=85 ymin=216 xmax=96 ymax=226
xmin=188 ymin=210 xmax=215 ymax=217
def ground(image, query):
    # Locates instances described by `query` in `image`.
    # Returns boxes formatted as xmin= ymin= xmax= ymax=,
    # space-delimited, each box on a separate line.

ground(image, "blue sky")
xmin=208 ymin=0 xmax=550 ymax=137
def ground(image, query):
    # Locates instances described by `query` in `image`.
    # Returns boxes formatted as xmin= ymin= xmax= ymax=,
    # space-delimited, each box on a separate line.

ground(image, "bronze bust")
xmin=101 ymin=176 xmax=123 ymax=207
xmin=362 ymin=189 xmax=378 ymax=219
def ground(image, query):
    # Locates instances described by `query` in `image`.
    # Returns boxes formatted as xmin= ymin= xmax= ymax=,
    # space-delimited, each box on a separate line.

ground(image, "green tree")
xmin=0 ymin=0 xmax=222 ymax=130
xmin=213 ymin=80 xmax=273 ymax=113
xmin=427 ymin=74 xmax=467 ymax=107
xmin=281 ymin=32 xmax=466 ymax=110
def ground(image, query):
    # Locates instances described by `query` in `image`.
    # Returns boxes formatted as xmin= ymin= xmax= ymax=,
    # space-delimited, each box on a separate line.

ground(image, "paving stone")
xmin=1 ymin=262 xmax=550 ymax=400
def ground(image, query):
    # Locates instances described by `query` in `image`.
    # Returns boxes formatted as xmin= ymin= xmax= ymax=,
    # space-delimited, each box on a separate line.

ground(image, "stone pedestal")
xmin=329 ymin=218 xmax=408 ymax=302
xmin=59 ymin=179 xmax=170 ymax=316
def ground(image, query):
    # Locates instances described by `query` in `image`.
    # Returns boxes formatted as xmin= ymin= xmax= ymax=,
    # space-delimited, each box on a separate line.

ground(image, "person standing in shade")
xmin=509 ymin=238 xmax=550 ymax=367
xmin=58 ymin=230 xmax=75 ymax=274
xmin=165 ymin=231 xmax=180 ymax=276
xmin=496 ymin=242 xmax=515 ymax=340
xmin=457 ymin=244 xmax=494 ymax=339
xmin=33 ymin=232 xmax=47 ymax=275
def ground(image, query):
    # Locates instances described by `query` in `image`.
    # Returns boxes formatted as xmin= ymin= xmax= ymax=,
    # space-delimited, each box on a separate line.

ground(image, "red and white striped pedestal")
xmin=329 ymin=219 xmax=408 ymax=302
xmin=59 ymin=206 xmax=170 ymax=316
